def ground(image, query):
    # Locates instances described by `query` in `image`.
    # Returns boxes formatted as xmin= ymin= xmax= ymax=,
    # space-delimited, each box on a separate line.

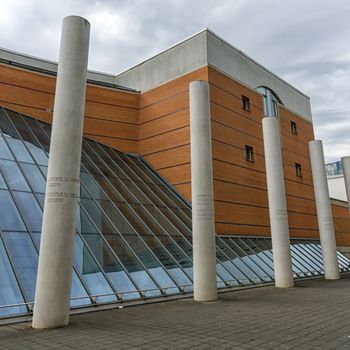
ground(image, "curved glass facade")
xmin=0 ymin=107 xmax=349 ymax=319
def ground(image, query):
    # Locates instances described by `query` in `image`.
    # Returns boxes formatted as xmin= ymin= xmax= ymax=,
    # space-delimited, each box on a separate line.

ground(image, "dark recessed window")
xmin=291 ymin=121 xmax=297 ymax=135
xmin=245 ymin=145 xmax=254 ymax=162
xmin=295 ymin=163 xmax=302 ymax=177
xmin=242 ymin=95 xmax=250 ymax=111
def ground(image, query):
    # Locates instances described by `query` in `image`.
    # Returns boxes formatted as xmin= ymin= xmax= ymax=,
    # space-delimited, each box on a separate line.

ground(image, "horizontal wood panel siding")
xmin=209 ymin=66 xmax=322 ymax=239
xmin=2 ymin=63 xmax=350 ymax=242
xmin=279 ymin=105 xmax=318 ymax=238
xmin=0 ymin=64 xmax=139 ymax=153
xmin=332 ymin=203 xmax=350 ymax=246
xmin=138 ymin=67 xmax=209 ymax=201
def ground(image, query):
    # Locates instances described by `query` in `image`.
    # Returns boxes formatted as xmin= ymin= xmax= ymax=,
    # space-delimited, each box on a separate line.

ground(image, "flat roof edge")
xmin=205 ymin=29 xmax=310 ymax=100
xmin=0 ymin=48 xmax=137 ymax=93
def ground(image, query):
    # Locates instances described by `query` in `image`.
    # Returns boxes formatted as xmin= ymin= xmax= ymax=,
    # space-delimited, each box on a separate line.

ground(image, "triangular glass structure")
xmin=0 ymin=107 xmax=349 ymax=320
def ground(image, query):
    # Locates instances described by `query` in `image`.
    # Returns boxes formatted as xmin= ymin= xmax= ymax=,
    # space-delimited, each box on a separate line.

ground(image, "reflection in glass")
xmin=0 ymin=190 xmax=26 ymax=231
xmin=12 ymin=192 xmax=43 ymax=232
xmin=31 ymin=232 xmax=91 ymax=307
xmin=1 ymin=107 xmax=350 ymax=319
xmin=2 ymin=232 xmax=38 ymax=302
xmin=0 ymin=160 xmax=30 ymax=191
xmin=0 ymin=238 xmax=27 ymax=316
xmin=0 ymin=136 xmax=14 ymax=160
xmin=19 ymin=163 xmax=46 ymax=193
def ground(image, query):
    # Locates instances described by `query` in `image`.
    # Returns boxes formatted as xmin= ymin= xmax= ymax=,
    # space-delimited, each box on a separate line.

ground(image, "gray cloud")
xmin=0 ymin=0 xmax=349 ymax=162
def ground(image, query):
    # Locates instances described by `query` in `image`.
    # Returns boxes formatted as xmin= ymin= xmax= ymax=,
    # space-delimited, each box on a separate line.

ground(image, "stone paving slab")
xmin=1 ymin=277 xmax=350 ymax=349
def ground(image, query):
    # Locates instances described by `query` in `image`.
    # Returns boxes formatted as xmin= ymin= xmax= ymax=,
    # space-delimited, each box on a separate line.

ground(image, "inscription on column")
xmin=46 ymin=177 xmax=80 ymax=204
xmin=195 ymin=194 xmax=214 ymax=220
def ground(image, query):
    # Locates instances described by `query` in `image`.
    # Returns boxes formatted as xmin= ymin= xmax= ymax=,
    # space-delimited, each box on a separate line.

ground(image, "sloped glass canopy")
xmin=0 ymin=107 xmax=349 ymax=319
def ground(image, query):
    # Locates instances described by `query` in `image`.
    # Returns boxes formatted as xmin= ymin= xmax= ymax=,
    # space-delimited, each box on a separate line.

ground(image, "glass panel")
xmin=216 ymin=238 xmax=252 ymax=285
xmin=0 ymin=136 xmax=14 ymax=160
xmin=83 ymin=233 xmax=140 ymax=300
xmin=23 ymin=118 xmax=50 ymax=153
xmin=5 ymin=110 xmax=48 ymax=166
xmin=19 ymin=163 xmax=46 ymax=193
xmin=291 ymin=243 xmax=322 ymax=273
xmin=2 ymin=232 xmax=38 ymax=302
xmin=78 ymin=212 xmax=141 ymax=301
xmin=31 ymin=232 xmax=91 ymax=307
xmin=123 ymin=235 xmax=179 ymax=295
xmin=0 ymin=172 xmax=7 ymax=189
xmin=73 ymin=235 xmax=117 ymax=303
xmin=238 ymin=239 xmax=275 ymax=275
xmin=0 ymin=190 xmax=26 ymax=231
xmin=296 ymin=243 xmax=324 ymax=272
xmin=0 ymin=238 xmax=27 ymax=316
xmin=0 ymin=109 xmax=20 ymax=138
xmin=0 ymin=160 xmax=30 ymax=191
xmin=104 ymin=234 xmax=161 ymax=297
xmin=141 ymin=235 xmax=192 ymax=289
xmin=12 ymin=192 xmax=43 ymax=232
xmin=6 ymin=138 xmax=33 ymax=163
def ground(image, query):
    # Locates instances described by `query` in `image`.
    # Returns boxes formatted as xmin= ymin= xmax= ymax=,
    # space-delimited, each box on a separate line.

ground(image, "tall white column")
xmin=309 ymin=140 xmax=340 ymax=280
xmin=341 ymin=156 xmax=350 ymax=213
xmin=262 ymin=117 xmax=294 ymax=288
xmin=189 ymin=80 xmax=217 ymax=301
xmin=32 ymin=16 xmax=90 ymax=329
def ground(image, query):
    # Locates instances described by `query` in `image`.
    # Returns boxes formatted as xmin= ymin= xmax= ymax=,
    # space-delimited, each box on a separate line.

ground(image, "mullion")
xmin=116 ymin=150 xmax=192 ymax=227
xmin=34 ymin=117 xmax=158 ymax=293
xmin=288 ymin=241 xmax=322 ymax=275
xmin=130 ymin=155 xmax=191 ymax=212
xmin=215 ymin=236 xmax=263 ymax=283
xmin=80 ymin=152 xmax=192 ymax=288
xmin=80 ymin=152 xmax=192 ymax=284
xmin=291 ymin=243 xmax=323 ymax=273
xmin=92 ymin=142 xmax=238 ymax=285
xmin=262 ymin=239 xmax=317 ymax=277
xmin=81 ymin=142 xmax=203 ymax=279
xmin=5 ymin=113 xmax=112 ymax=306
xmin=256 ymin=238 xmax=309 ymax=278
xmin=79 ymin=152 xmax=187 ymax=293
xmin=296 ymin=243 xmax=324 ymax=272
xmin=78 ymin=179 xmax=166 ymax=296
xmin=237 ymin=238 xmax=275 ymax=276
xmin=100 ymin=144 xmax=192 ymax=234
xmin=37 ymin=121 xmax=170 ymax=298
xmin=216 ymin=236 xmax=257 ymax=284
xmin=227 ymin=237 xmax=272 ymax=281
xmin=0 ymin=232 xmax=29 ymax=314
xmin=76 ymin=204 xmax=142 ymax=300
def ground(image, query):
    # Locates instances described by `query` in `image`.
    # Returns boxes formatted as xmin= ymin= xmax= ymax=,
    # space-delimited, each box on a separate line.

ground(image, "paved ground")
xmin=1 ymin=277 xmax=350 ymax=349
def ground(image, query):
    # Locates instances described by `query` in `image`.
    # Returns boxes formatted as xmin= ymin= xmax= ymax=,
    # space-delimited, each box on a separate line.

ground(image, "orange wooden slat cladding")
xmin=0 ymin=63 xmax=349 ymax=245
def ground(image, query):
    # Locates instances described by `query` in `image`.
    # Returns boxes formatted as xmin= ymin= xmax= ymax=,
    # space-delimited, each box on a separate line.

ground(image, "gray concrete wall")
xmin=206 ymin=31 xmax=312 ymax=121
xmin=114 ymin=29 xmax=312 ymax=122
xmin=114 ymin=31 xmax=208 ymax=91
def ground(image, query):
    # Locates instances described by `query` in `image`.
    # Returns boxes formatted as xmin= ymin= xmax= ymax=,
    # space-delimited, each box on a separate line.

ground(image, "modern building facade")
xmin=0 ymin=29 xmax=349 ymax=321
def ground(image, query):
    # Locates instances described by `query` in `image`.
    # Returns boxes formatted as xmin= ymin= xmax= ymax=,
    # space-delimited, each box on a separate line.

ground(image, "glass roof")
xmin=0 ymin=107 xmax=349 ymax=319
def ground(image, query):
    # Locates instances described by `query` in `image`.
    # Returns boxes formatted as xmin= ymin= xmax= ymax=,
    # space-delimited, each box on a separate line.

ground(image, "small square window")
xmin=295 ymin=163 xmax=302 ymax=177
xmin=245 ymin=145 xmax=254 ymax=162
xmin=242 ymin=96 xmax=250 ymax=111
xmin=291 ymin=121 xmax=297 ymax=135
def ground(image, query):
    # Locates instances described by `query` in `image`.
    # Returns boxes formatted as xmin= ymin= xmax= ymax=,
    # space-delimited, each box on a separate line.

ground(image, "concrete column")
xmin=189 ymin=80 xmax=217 ymax=301
xmin=262 ymin=117 xmax=294 ymax=288
xmin=309 ymin=140 xmax=340 ymax=280
xmin=341 ymin=156 xmax=350 ymax=213
xmin=32 ymin=16 xmax=90 ymax=329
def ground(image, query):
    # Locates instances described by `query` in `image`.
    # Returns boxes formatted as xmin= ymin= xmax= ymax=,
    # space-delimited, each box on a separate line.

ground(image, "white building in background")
xmin=326 ymin=161 xmax=347 ymax=202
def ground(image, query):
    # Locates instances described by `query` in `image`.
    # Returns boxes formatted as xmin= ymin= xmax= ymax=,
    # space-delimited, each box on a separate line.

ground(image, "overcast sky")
xmin=0 ymin=0 xmax=349 ymax=163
